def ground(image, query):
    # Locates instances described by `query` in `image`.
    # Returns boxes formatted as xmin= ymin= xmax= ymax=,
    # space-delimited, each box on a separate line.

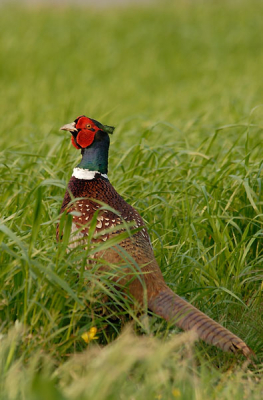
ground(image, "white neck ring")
xmin=72 ymin=167 xmax=108 ymax=180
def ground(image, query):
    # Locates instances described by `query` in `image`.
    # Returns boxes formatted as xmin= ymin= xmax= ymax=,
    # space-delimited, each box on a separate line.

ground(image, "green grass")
xmin=0 ymin=0 xmax=262 ymax=398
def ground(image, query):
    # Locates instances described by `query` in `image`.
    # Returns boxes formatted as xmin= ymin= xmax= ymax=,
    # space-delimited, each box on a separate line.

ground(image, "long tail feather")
xmin=148 ymin=287 xmax=253 ymax=358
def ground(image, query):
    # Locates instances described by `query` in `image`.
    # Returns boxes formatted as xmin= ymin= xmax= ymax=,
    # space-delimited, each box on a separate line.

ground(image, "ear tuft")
xmin=103 ymin=125 xmax=115 ymax=134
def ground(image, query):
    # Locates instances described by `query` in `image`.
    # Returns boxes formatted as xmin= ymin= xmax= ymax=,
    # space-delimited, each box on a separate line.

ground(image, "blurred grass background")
xmin=1 ymin=0 xmax=263 ymax=142
xmin=0 ymin=0 xmax=262 ymax=399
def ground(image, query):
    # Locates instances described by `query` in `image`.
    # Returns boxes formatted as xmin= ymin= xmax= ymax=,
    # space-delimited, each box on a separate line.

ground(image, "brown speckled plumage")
xmin=58 ymin=116 xmax=254 ymax=358
xmin=58 ymin=174 xmax=166 ymax=304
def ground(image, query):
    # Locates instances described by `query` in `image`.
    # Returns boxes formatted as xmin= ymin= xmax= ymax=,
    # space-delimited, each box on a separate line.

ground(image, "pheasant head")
xmin=60 ymin=116 xmax=115 ymax=176
xmin=60 ymin=115 xmax=115 ymax=150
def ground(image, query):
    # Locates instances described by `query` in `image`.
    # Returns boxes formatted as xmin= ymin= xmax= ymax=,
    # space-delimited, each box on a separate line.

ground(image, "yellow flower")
xmin=172 ymin=388 xmax=181 ymax=398
xmin=81 ymin=327 xmax=98 ymax=344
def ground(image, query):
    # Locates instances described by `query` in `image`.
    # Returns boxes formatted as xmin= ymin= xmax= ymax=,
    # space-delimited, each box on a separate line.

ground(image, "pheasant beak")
xmin=60 ymin=122 xmax=78 ymax=133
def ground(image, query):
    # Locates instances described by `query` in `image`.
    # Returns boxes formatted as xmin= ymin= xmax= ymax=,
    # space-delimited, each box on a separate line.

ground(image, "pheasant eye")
xmin=86 ymin=124 xmax=92 ymax=129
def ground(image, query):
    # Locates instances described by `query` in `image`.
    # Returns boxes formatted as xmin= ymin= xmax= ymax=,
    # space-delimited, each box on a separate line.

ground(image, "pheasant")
xmin=59 ymin=115 xmax=253 ymax=358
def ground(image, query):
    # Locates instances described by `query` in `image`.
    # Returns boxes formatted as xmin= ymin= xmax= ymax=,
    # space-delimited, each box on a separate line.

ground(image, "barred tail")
xmin=148 ymin=287 xmax=253 ymax=358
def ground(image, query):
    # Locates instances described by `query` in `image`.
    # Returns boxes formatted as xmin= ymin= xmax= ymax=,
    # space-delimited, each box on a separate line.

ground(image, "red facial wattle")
xmin=76 ymin=129 xmax=96 ymax=148
xmin=71 ymin=136 xmax=81 ymax=149
xmin=73 ymin=117 xmax=100 ymax=149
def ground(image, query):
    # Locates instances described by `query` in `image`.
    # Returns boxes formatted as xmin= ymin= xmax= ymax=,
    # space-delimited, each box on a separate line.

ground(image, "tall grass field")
xmin=0 ymin=0 xmax=262 ymax=398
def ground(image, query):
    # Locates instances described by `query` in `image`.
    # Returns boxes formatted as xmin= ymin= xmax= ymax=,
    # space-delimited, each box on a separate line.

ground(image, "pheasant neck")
xmin=77 ymin=139 xmax=109 ymax=175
